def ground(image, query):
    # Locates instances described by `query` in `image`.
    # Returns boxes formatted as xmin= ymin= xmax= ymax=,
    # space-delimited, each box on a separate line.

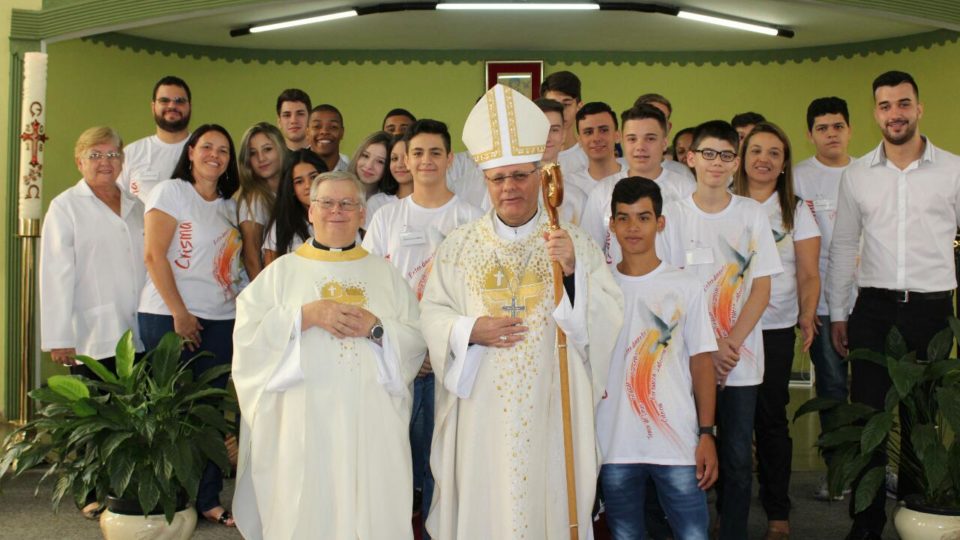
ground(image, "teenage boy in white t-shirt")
xmin=582 ymin=104 xmax=695 ymax=265
xmin=541 ymin=71 xmax=588 ymax=174
xmin=657 ymin=120 xmax=782 ymax=540
xmin=563 ymin=102 xmax=626 ymax=196
xmin=792 ymin=96 xmax=856 ymax=501
xmin=362 ymin=119 xmax=482 ymax=536
xmin=597 ymin=177 xmax=718 ymax=540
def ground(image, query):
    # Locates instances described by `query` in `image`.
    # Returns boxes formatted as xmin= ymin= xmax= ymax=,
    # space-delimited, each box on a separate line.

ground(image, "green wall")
xmin=21 ymin=33 xmax=960 ymax=385
xmin=42 ymin=35 xmax=960 ymax=212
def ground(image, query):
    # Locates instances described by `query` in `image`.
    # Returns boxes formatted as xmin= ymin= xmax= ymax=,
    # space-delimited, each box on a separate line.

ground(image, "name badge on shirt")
xmin=813 ymin=199 xmax=835 ymax=212
xmin=685 ymin=246 xmax=714 ymax=266
xmin=400 ymin=230 xmax=427 ymax=247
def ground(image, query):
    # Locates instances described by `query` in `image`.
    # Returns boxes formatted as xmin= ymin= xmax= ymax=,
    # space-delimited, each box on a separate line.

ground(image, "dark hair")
xmin=269 ymin=149 xmax=328 ymax=255
xmin=382 ymin=108 xmax=416 ymax=128
xmin=534 ymin=98 xmax=565 ymax=117
xmin=731 ymin=112 xmax=766 ymax=129
xmin=403 ymin=119 xmax=452 ymax=153
xmin=621 ymin=104 xmax=667 ymax=134
xmin=611 ymin=176 xmax=663 ymax=218
xmin=153 ymin=76 xmax=191 ymax=102
xmin=576 ymin=102 xmax=618 ymax=131
xmin=806 ymin=97 xmax=850 ymax=131
xmin=312 ymin=104 xmax=344 ymax=125
xmin=633 ymin=93 xmax=672 ymax=116
xmin=691 ymin=120 xmax=739 ymax=152
xmin=671 ymin=127 xmax=695 ymax=161
xmin=733 ymin=122 xmax=797 ymax=232
xmin=540 ymin=71 xmax=582 ymax=101
xmin=276 ymin=89 xmax=311 ymax=116
xmin=170 ymin=124 xmax=239 ymax=199
xmin=379 ymin=134 xmax=409 ymax=196
xmin=872 ymin=70 xmax=919 ymax=99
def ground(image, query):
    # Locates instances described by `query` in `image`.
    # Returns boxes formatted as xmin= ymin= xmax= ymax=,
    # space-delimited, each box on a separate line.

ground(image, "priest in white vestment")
xmin=422 ymin=85 xmax=624 ymax=540
xmin=232 ymin=171 xmax=427 ymax=540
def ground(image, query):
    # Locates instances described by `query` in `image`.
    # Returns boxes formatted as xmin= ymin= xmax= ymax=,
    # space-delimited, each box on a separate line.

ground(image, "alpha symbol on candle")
xmin=20 ymin=104 xmax=48 ymax=167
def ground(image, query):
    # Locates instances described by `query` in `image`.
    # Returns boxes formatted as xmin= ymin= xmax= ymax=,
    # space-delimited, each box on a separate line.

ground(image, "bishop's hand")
xmin=470 ymin=316 xmax=528 ymax=348
xmin=543 ymin=229 xmax=575 ymax=276
xmin=302 ymin=299 xmax=377 ymax=339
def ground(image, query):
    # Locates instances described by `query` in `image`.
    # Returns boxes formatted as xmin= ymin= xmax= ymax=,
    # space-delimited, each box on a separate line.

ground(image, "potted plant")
xmin=0 ymin=330 xmax=236 ymax=539
xmin=795 ymin=318 xmax=960 ymax=539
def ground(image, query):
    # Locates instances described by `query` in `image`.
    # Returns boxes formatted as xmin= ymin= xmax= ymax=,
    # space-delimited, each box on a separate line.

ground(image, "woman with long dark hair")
xmin=262 ymin=149 xmax=328 ymax=266
xmin=138 ymin=123 xmax=245 ymax=527
xmin=733 ymin=122 xmax=821 ymax=540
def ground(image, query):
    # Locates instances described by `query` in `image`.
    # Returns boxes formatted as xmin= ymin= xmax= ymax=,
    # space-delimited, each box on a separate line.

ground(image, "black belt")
xmin=859 ymin=287 xmax=954 ymax=303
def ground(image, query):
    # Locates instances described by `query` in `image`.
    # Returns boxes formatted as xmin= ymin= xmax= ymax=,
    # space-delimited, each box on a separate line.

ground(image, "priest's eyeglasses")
xmin=693 ymin=148 xmax=738 ymax=162
xmin=485 ymin=166 xmax=540 ymax=185
xmin=86 ymin=151 xmax=123 ymax=161
xmin=155 ymin=97 xmax=189 ymax=106
xmin=313 ymin=197 xmax=362 ymax=212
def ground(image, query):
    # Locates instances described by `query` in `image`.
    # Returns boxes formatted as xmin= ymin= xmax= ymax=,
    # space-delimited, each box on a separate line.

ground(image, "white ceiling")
xmin=117 ymin=0 xmax=934 ymax=52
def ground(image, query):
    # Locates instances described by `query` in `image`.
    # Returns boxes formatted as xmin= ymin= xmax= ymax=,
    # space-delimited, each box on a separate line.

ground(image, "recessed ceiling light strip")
xmin=436 ymin=3 xmax=600 ymax=10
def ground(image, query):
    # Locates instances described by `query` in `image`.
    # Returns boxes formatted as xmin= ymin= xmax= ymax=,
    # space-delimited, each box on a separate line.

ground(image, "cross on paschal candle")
xmin=502 ymin=297 xmax=525 ymax=317
xmin=20 ymin=118 xmax=48 ymax=167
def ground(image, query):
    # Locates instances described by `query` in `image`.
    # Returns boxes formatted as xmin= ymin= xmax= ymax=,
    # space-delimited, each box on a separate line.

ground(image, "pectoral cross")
xmin=501 ymin=297 xmax=525 ymax=317
xmin=20 ymin=118 xmax=48 ymax=167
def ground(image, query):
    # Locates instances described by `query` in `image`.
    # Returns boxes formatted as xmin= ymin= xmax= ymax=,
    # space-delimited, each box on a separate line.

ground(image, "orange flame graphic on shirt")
xmin=625 ymin=304 xmax=685 ymax=450
xmin=214 ymin=228 xmax=242 ymax=300
xmin=712 ymin=236 xmax=755 ymax=338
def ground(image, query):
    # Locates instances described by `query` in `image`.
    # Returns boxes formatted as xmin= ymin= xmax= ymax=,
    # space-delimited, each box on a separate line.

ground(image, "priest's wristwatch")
xmin=368 ymin=318 xmax=384 ymax=344
xmin=698 ymin=425 xmax=717 ymax=438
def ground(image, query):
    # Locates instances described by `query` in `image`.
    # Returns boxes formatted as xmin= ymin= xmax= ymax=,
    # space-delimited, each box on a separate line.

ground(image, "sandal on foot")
xmin=81 ymin=502 xmax=105 ymax=520
xmin=203 ymin=508 xmax=235 ymax=527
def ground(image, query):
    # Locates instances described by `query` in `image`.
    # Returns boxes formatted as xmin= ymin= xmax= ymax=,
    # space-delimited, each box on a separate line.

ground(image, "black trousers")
xmin=847 ymin=289 xmax=952 ymax=534
xmin=756 ymin=327 xmax=796 ymax=521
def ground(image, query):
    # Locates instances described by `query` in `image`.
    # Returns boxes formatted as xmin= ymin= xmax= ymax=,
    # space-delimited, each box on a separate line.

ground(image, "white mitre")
xmin=462 ymin=84 xmax=549 ymax=171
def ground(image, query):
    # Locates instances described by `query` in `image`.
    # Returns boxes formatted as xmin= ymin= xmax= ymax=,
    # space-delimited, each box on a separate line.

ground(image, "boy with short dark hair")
xmin=657 ymin=120 xmax=782 ymax=540
xmin=597 ymin=176 xmax=718 ymax=540
xmin=564 ymin=101 xmax=625 ymax=196
xmin=730 ymin=111 xmax=766 ymax=147
xmin=308 ymin=104 xmax=348 ymax=172
xmin=276 ymin=88 xmax=312 ymax=151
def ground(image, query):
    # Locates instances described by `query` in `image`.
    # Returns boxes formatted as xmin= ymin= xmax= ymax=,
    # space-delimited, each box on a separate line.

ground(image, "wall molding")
xmin=82 ymin=29 xmax=960 ymax=67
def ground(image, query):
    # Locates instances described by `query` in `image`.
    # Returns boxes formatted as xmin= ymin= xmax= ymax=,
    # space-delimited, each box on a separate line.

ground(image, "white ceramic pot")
xmin=99 ymin=506 xmax=197 ymax=540
xmin=894 ymin=500 xmax=960 ymax=540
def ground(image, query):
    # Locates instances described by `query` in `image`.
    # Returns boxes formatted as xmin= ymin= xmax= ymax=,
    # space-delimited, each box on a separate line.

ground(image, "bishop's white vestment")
xmin=421 ymin=210 xmax=623 ymax=540
xmin=232 ymin=243 xmax=427 ymax=540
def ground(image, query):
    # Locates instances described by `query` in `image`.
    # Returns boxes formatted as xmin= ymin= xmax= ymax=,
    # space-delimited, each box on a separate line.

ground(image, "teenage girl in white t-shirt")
xmin=236 ymin=122 xmax=287 ymax=280
xmin=734 ymin=123 xmax=821 ymax=540
xmin=348 ymin=131 xmax=396 ymax=228
xmin=366 ymin=133 xmax=415 ymax=226
xmin=139 ymin=123 xmax=245 ymax=527
xmin=262 ymin=149 xmax=327 ymax=266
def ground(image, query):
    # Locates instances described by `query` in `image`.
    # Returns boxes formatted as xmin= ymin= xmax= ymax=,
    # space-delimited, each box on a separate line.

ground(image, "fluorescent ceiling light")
xmin=249 ymin=10 xmax=358 ymax=33
xmin=677 ymin=10 xmax=778 ymax=36
xmin=437 ymin=3 xmax=600 ymax=10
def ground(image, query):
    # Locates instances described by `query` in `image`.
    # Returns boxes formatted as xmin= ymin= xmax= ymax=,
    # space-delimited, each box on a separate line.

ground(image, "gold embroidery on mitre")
xmin=504 ymin=89 xmax=546 ymax=157
xmin=317 ymin=280 xmax=368 ymax=307
xmin=471 ymin=91 xmax=503 ymax=164
xmin=480 ymin=265 xmax=547 ymax=319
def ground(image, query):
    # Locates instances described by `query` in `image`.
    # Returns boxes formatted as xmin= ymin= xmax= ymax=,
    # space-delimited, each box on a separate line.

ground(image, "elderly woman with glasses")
xmin=39 ymin=126 xmax=146 ymax=517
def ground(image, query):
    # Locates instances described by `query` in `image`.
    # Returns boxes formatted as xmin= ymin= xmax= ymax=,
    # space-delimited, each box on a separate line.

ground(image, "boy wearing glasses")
xmin=362 ymin=119 xmax=481 ymax=536
xmin=118 ymin=75 xmax=192 ymax=203
xmin=657 ymin=120 xmax=782 ymax=540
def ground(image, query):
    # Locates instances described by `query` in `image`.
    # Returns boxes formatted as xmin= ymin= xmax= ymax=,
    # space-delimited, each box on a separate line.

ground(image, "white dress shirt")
xmin=827 ymin=138 xmax=960 ymax=321
xmin=40 ymin=179 xmax=146 ymax=359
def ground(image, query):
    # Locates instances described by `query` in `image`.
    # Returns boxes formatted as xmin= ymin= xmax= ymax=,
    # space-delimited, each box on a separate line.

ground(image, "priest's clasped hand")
xmin=302 ymin=299 xmax=377 ymax=340
xmin=470 ymin=316 xmax=528 ymax=348
xmin=543 ymin=229 xmax=576 ymax=276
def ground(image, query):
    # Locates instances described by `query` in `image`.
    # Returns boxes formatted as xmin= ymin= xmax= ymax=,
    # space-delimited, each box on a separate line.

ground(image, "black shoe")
xmin=844 ymin=529 xmax=882 ymax=540
xmin=412 ymin=489 xmax=423 ymax=514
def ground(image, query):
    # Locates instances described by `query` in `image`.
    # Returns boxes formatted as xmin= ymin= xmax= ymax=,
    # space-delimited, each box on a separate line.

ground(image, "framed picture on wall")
xmin=485 ymin=61 xmax=544 ymax=100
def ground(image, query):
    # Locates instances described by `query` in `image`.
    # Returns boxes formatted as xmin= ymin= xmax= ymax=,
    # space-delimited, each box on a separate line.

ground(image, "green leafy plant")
xmin=0 ymin=330 xmax=237 ymax=523
xmin=795 ymin=317 xmax=960 ymax=513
